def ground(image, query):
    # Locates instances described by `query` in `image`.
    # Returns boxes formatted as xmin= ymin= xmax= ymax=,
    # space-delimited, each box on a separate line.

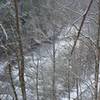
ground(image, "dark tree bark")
xmin=13 ymin=0 xmax=27 ymax=100
xmin=95 ymin=0 xmax=100 ymax=100
xmin=8 ymin=64 xmax=18 ymax=100
xmin=52 ymin=28 xmax=56 ymax=100
xmin=71 ymin=0 xmax=93 ymax=55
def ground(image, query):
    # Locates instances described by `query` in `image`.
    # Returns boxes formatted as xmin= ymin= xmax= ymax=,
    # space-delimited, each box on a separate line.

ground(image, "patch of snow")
xmin=62 ymin=97 xmax=73 ymax=100
xmin=0 ymin=61 xmax=8 ymax=74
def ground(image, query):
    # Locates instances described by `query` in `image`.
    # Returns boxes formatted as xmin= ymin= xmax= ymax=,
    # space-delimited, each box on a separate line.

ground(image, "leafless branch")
xmin=71 ymin=0 xmax=93 ymax=55
xmin=0 ymin=23 xmax=8 ymax=40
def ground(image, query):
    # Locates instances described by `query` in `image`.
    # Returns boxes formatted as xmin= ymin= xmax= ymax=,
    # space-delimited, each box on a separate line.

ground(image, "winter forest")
xmin=0 ymin=0 xmax=100 ymax=100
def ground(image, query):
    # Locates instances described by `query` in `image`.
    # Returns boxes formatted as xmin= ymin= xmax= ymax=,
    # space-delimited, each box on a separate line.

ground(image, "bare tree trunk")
xmin=13 ymin=0 xmax=27 ymax=100
xmin=96 ymin=0 xmax=100 ymax=100
xmin=95 ymin=0 xmax=100 ymax=100
xmin=8 ymin=64 xmax=18 ymax=100
xmin=36 ymin=58 xmax=39 ymax=100
xmin=68 ymin=70 xmax=70 ymax=100
xmin=52 ymin=30 xmax=56 ymax=100
xmin=95 ymin=55 xmax=99 ymax=100
xmin=41 ymin=66 xmax=46 ymax=100
xmin=76 ymin=78 xmax=79 ymax=100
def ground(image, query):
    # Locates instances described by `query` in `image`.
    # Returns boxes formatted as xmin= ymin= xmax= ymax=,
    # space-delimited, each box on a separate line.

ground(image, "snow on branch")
xmin=0 ymin=23 xmax=8 ymax=40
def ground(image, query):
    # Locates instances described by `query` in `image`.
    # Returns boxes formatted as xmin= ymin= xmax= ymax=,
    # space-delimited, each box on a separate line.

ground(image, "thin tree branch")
xmin=8 ymin=64 xmax=18 ymax=100
xmin=71 ymin=0 xmax=93 ymax=55
xmin=0 ymin=23 xmax=8 ymax=40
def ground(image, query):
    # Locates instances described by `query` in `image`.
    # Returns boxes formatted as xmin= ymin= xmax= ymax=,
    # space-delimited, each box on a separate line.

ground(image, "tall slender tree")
xmin=52 ymin=26 xmax=56 ymax=100
xmin=13 ymin=0 xmax=27 ymax=100
xmin=95 ymin=0 xmax=100 ymax=100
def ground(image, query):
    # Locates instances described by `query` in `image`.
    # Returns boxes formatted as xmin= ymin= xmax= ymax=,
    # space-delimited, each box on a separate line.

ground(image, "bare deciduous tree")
xmin=13 ymin=0 xmax=27 ymax=99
